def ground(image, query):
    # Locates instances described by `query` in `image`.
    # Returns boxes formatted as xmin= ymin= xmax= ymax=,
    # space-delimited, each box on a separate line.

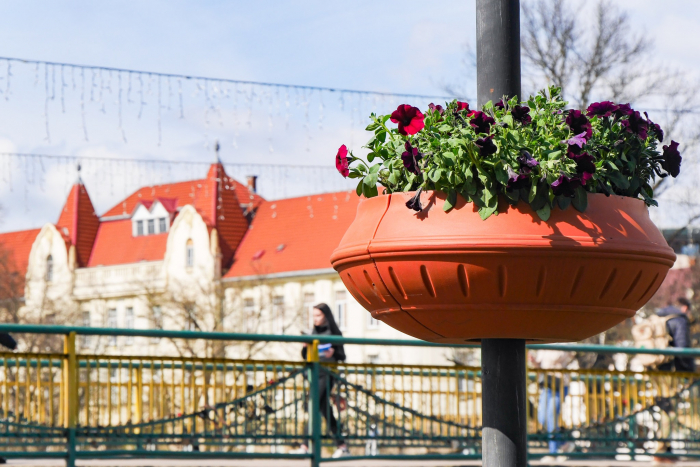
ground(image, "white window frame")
xmin=186 ymin=240 xmax=194 ymax=268
xmin=125 ymin=307 xmax=134 ymax=345
xmin=367 ymin=313 xmax=379 ymax=330
xmin=243 ymin=298 xmax=256 ymax=333
xmin=136 ymin=220 xmax=144 ymax=236
xmin=151 ymin=306 xmax=162 ymax=343
xmin=45 ymin=255 xmax=53 ymax=282
xmin=272 ymin=296 xmax=285 ymax=335
xmin=303 ymin=292 xmax=315 ymax=330
xmin=107 ymin=308 xmax=118 ymax=346
xmin=335 ymin=290 xmax=347 ymax=331
xmin=158 ymin=217 xmax=167 ymax=233
xmin=147 ymin=219 xmax=155 ymax=235
xmin=81 ymin=311 xmax=91 ymax=347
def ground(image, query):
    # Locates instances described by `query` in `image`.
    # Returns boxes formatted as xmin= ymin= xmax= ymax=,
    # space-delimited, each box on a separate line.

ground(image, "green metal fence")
xmin=0 ymin=324 xmax=698 ymax=465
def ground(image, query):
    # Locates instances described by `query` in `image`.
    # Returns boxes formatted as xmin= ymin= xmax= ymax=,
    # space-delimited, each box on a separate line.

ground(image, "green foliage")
xmin=343 ymin=87 xmax=676 ymax=220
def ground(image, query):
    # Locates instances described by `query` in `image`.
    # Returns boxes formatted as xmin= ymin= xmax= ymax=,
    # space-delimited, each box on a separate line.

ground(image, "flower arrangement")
xmin=335 ymin=86 xmax=681 ymax=220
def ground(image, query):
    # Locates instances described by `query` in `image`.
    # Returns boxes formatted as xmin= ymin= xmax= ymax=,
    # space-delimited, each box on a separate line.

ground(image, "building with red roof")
xmin=0 ymin=160 xmax=449 ymax=364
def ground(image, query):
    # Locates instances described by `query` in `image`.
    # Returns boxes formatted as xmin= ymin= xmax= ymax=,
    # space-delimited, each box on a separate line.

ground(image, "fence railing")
xmin=0 ymin=324 xmax=698 ymax=466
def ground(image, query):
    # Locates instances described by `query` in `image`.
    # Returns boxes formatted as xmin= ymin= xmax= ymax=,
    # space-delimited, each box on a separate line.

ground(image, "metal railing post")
xmin=307 ymin=340 xmax=321 ymax=467
xmin=64 ymin=332 xmax=77 ymax=467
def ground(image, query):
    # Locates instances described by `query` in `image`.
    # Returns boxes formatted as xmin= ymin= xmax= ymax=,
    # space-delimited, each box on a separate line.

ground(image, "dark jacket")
xmin=658 ymin=306 xmax=695 ymax=372
xmin=301 ymin=324 xmax=346 ymax=363
xmin=0 ymin=333 xmax=16 ymax=351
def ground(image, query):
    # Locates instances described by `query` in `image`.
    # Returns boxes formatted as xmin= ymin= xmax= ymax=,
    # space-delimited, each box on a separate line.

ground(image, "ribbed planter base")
xmin=330 ymin=191 xmax=675 ymax=343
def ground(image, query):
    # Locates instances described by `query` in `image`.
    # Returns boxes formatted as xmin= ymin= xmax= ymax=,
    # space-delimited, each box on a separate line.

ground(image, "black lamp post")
xmin=476 ymin=1 xmax=527 ymax=467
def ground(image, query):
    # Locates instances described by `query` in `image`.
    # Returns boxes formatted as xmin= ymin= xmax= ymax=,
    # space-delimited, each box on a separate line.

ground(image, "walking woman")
xmin=291 ymin=303 xmax=349 ymax=458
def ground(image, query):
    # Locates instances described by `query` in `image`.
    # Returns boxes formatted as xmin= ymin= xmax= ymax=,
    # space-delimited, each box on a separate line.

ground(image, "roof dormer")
xmin=131 ymin=198 xmax=177 ymax=237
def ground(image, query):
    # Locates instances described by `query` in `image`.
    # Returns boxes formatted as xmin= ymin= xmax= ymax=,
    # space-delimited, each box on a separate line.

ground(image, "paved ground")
xmin=6 ymin=459 xmax=700 ymax=467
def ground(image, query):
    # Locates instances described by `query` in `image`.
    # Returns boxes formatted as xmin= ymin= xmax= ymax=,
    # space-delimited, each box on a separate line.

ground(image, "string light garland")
xmin=0 ymin=152 xmax=354 ymax=214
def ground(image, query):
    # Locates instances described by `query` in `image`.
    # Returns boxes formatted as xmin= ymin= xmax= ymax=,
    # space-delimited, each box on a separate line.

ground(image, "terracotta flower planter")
xmin=330 ymin=191 xmax=676 ymax=343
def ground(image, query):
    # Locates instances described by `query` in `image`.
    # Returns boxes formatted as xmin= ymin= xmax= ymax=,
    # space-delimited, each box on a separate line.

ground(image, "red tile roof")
xmin=56 ymin=183 xmax=100 ymax=267
xmin=223 ymin=191 xmax=360 ymax=278
xmin=88 ymin=219 xmax=168 ymax=266
xmin=0 ymin=228 xmax=40 ymax=298
xmin=102 ymin=174 xmax=263 ymax=218
xmin=99 ymin=164 xmax=256 ymax=268
xmin=0 ymin=228 xmax=41 ymax=277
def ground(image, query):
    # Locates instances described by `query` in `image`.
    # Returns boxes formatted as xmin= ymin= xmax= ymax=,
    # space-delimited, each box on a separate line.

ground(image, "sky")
xmin=0 ymin=1 xmax=699 ymax=231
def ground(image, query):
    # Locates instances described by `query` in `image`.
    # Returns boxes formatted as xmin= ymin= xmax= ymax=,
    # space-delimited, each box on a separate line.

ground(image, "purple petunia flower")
xmin=468 ymin=111 xmax=495 ymax=134
xmin=661 ymin=141 xmax=682 ymax=178
xmin=405 ymin=187 xmax=423 ymax=212
xmin=335 ymin=144 xmax=349 ymax=177
xmin=565 ymin=110 xmax=592 ymax=140
xmin=644 ymin=112 xmax=664 ymax=142
xmin=562 ymin=131 xmax=588 ymax=148
xmin=613 ymin=103 xmax=633 ymax=119
xmin=568 ymin=151 xmax=596 ymax=182
xmin=586 ymin=101 xmax=619 ymax=118
xmin=428 ymin=103 xmax=445 ymax=115
xmin=517 ymin=150 xmax=539 ymax=172
xmin=512 ymin=105 xmax=532 ymax=126
xmin=390 ymin=105 xmax=425 ymax=135
xmin=401 ymin=141 xmax=423 ymax=175
xmin=622 ymin=111 xmax=649 ymax=140
xmin=456 ymin=101 xmax=470 ymax=112
xmin=495 ymin=99 xmax=505 ymax=110
xmin=551 ymin=174 xmax=582 ymax=197
xmin=475 ymin=136 xmax=497 ymax=156
xmin=506 ymin=166 xmax=530 ymax=191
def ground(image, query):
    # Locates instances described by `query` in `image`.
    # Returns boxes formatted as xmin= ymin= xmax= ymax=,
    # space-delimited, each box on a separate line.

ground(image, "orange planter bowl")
xmin=330 ymin=191 xmax=676 ymax=344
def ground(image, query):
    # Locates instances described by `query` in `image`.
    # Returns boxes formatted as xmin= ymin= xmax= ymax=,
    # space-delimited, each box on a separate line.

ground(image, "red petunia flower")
xmin=390 ymin=105 xmax=425 ymax=135
xmin=456 ymin=101 xmax=470 ymax=112
xmin=335 ymin=144 xmax=350 ymax=177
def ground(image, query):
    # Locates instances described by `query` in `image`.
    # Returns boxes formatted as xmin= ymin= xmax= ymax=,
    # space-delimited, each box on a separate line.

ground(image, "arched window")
xmin=186 ymin=239 xmax=194 ymax=268
xmin=45 ymin=255 xmax=53 ymax=282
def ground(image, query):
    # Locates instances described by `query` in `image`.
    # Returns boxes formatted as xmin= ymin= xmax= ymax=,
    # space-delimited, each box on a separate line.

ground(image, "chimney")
xmin=246 ymin=175 xmax=258 ymax=194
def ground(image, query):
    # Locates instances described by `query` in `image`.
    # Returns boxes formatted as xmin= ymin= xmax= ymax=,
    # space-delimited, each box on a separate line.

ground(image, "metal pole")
xmin=476 ymin=0 xmax=521 ymax=106
xmin=481 ymin=339 xmax=527 ymax=467
xmin=308 ymin=340 xmax=321 ymax=467
xmin=476 ymin=1 xmax=525 ymax=466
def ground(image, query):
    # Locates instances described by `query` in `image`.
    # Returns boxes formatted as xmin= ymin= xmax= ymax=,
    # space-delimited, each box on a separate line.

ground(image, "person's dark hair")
xmin=677 ymin=297 xmax=692 ymax=310
xmin=314 ymin=303 xmax=343 ymax=336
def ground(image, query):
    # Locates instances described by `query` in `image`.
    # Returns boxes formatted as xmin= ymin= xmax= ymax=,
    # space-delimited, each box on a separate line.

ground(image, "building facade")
xmin=0 ymin=162 xmax=450 ymax=365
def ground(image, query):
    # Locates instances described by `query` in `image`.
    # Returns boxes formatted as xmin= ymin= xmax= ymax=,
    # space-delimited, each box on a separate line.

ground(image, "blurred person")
xmin=657 ymin=297 xmax=695 ymax=373
xmin=290 ymin=304 xmax=349 ymax=458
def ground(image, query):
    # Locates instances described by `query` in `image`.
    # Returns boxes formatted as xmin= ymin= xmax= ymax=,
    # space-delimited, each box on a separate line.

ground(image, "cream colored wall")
xmin=24 ymin=224 xmax=74 ymax=313
xmin=20 ymin=209 xmax=451 ymax=366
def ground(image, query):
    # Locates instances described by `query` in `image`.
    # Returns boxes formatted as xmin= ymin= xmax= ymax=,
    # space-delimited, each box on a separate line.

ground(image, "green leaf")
xmin=536 ymin=204 xmax=551 ymax=221
xmin=364 ymin=172 xmax=378 ymax=187
xmin=443 ymin=189 xmax=457 ymax=212
xmin=369 ymin=164 xmax=381 ymax=174
xmin=367 ymin=152 xmax=376 ymax=163
xmin=365 ymin=122 xmax=379 ymax=131
xmin=557 ymin=196 xmax=571 ymax=210
xmin=362 ymin=181 xmax=378 ymax=198
xmin=355 ymin=181 xmax=363 ymax=196
xmin=377 ymin=131 xmax=387 ymax=143
xmin=430 ymin=168 xmax=443 ymax=183
xmin=494 ymin=163 xmax=510 ymax=185
xmin=572 ymin=187 xmax=587 ymax=212
xmin=528 ymin=180 xmax=538 ymax=203
xmin=530 ymin=183 xmax=548 ymax=211
xmin=479 ymin=204 xmax=498 ymax=220
xmin=607 ymin=171 xmax=630 ymax=190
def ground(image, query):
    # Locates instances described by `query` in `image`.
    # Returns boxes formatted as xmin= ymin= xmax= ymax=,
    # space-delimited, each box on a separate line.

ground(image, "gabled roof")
xmin=0 ymin=228 xmax=41 ymax=298
xmin=223 ymin=191 xmax=360 ymax=278
xmin=56 ymin=183 xmax=100 ymax=268
xmin=0 ymin=228 xmax=41 ymax=278
xmin=102 ymin=175 xmax=263 ymax=218
xmin=88 ymin=219 xmax=168 ymax=267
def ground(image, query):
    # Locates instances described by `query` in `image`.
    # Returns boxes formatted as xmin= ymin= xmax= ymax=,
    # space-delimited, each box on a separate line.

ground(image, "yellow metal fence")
xmin=1 ymin=339 xmax=698 ymax=439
